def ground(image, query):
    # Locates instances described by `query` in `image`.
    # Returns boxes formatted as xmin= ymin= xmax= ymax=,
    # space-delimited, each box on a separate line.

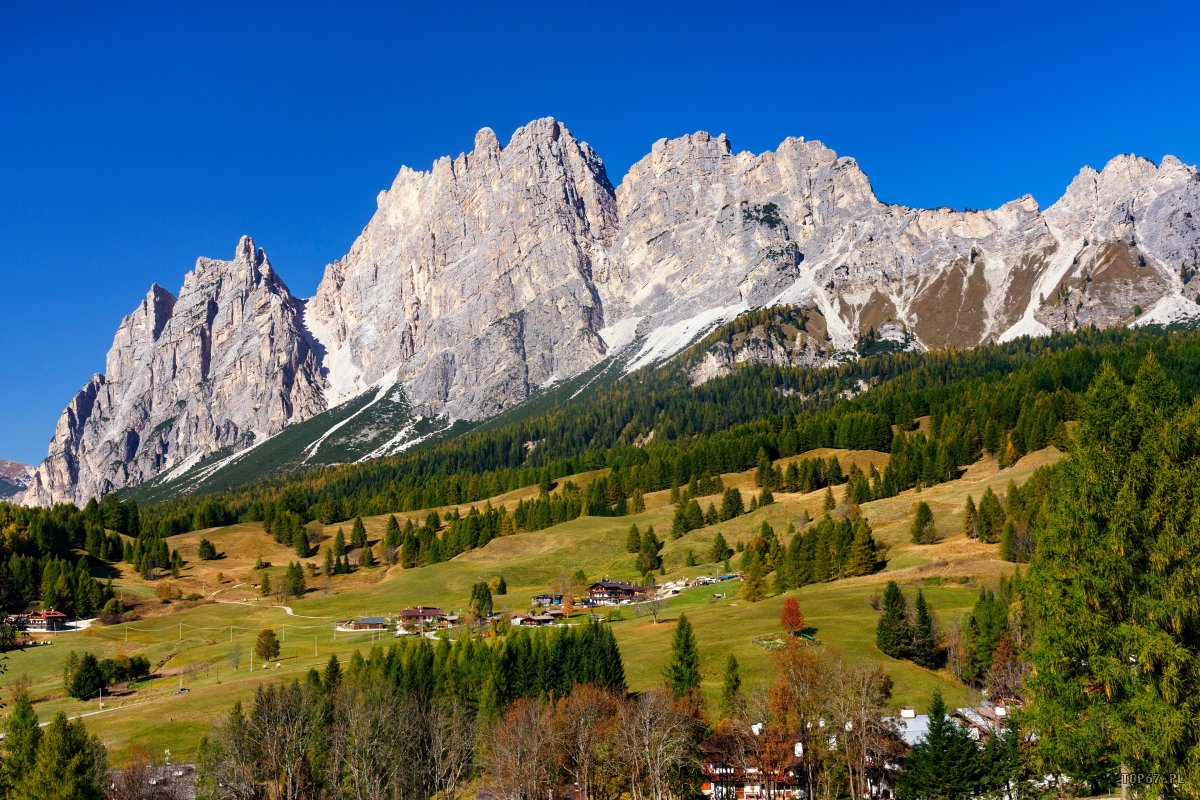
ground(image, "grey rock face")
xmin=24 ymin=237 xmax=324 ymax=506
xmin=27 ymin=120 xmax=1200 ymax=504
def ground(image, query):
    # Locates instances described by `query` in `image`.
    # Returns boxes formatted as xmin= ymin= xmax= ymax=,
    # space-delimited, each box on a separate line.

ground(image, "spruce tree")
xmin=911 ymin=589 xmax=940 ymax=668
xmin=845 ymin=524 xmax=877 ymax=577
xmin=709 ymin=531 xmax=731 ymax=563
xmin=977 ymin=487 xmax=1004 ymax=543
xmin=496 ymin=575 xmax=507 ymax=595
xmin=69 ymin=653 xmax=104 ymax=701
xmin=875 ymin=580 xmax=912 ymax=659
xmin=720 ymin=653 xmax=742 ymax=717
xmin=822 ymin=487 xmax=836 ymax=513
xmin=350 ymin=517 xmax=367 ymax=550
xmin=895 ymin=691 xmax=981 ymax=800
xmin=626 ymin=524 xmax=642 ymax=553
xmin=910 ymin=501 xmax=938 ymax=544
xmin=664 ymin=613 xmax=701 ymax=697
xmin=322 ymin=653 xmax=341 ymax=692
xmin=292 ymin=527 xmax=309 ymax=558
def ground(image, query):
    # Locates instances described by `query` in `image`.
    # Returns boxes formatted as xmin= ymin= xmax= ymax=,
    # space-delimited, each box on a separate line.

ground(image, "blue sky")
xmin=1 ymin=0 xmax=1197 ymax=466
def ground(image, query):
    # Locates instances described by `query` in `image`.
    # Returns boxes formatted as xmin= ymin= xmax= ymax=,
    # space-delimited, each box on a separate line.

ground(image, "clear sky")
xmin=1 ymin=0 xmax=1197 ymax=466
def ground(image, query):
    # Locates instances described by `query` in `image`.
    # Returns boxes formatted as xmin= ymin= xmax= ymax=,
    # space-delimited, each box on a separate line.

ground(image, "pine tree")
xmin=875 ymin=580 xmax=912 ymax=659
xmin=822 ymin=486 xmax=836 ymax=513
xmin=496 ymin=575 xmax=507 ymax=595
xmin=910 ymin=501 xmax=938 ymax=544
xmin=911 ymin=589 xmax=940 ymax=668
xmin=260 ymin=573 xmax=271 ymax=597
xmin=359 ymin=545 xmax=375 ymax=568
xmin=198 ymin=538 xmax=217 ymax=560
xmin=664 ymin=614 xmax=701 ymax=697
xmin=333 ymin=528 xmax=347 ymax=557
xmin=323 ymin=546 xmax=334 ymax=577
xmin=720 ymin=653 xmax=742 ymax=717
xmin=895 ymin=691 xmax=981 ymax=800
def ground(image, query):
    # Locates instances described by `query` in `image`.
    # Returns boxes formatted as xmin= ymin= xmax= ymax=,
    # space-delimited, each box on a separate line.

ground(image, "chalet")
xmin=587 ymin=580 xmax=650 ymax=605
xmin=25 ymin=609 xmax=67 ymax=632
xmin=700 ymin=728 xmax=806 ymax=799
xmin=887 ymin=706 xmax=932 ymax=748
xmin=345 ymin=616 xmax=388 ymax=631
xmin=397 ymin=606 xmax=448 ymax=634
xmin=954 ymin=699 xmax=1015 ymax=740
xmin=531 ymin=593 xmax=563 ymax=607
xmin=511 ymin=613 xmax=556 ymax=627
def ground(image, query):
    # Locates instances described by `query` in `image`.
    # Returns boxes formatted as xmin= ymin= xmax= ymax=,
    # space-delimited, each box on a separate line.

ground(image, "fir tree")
xmin=197 ymin=538 xmax=217 ymax=560
xmin=876 ymin=580 xmax=912 ymax=659
xmin=358 ymin=545 xmax=375 ymax=568
xmin=977 ymin=487 xmax=1004 ymax=543
xmin=664 ymin=613 xmax=701 ymax=697
xmin=260 ymin=573 xmax=271 ymax=597
xmin=822 ymin=486 xmax=836 ymax=513
xmin=496 ymin=575 xmax=507 ymax=595
xmin=845 ymin=522 xmax=878 ymax=576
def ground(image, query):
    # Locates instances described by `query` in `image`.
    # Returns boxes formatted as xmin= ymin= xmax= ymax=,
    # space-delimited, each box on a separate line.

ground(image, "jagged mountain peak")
xmin=26 ymin=120 xmax=1200 ymax=504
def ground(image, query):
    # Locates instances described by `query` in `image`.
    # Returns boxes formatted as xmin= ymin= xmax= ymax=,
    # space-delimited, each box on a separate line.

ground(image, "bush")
xmin=198 ymin=538 xmax=218 ymax=560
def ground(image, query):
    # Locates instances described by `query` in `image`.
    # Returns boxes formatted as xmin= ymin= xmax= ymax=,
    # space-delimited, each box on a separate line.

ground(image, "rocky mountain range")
xmin=21 ymin=118 xmax=1200 ymax=506
xmin=0 ymin=459 xmax=32 ymax=499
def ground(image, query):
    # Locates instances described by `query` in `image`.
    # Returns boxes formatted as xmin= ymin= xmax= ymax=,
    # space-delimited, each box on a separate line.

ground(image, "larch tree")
xmin=1025 ymin=356 xmax=1200 ymax=792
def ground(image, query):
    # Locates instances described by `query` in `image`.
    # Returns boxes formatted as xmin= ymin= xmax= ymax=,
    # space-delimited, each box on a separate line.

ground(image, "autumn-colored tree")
xmin=780 ymin=597 xmax=805 ymax=635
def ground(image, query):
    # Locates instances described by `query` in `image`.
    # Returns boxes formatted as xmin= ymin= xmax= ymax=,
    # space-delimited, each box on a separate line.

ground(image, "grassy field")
xmin=1 ymin=446 xmax=1061 ymax=763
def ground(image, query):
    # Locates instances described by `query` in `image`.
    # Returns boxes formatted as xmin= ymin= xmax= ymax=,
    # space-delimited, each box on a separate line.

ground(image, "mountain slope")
xmin=26 ymin=120 xmax=1200 ymax=505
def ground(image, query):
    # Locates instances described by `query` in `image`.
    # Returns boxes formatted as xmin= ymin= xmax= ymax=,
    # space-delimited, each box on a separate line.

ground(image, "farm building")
xmin=344 ymin=617 xmax=388 ymax=631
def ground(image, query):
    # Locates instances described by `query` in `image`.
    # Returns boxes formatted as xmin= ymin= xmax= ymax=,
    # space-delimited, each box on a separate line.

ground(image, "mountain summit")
xmin=22 ymin=120 xmax=1200 ymax=505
